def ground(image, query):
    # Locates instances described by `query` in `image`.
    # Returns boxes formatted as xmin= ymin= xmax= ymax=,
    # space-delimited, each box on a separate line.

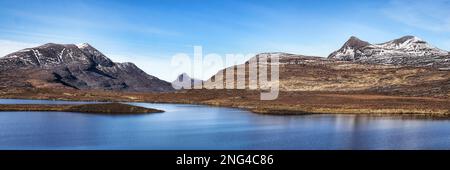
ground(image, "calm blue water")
xmin=1 ymin=99 xmax=450 ymax=150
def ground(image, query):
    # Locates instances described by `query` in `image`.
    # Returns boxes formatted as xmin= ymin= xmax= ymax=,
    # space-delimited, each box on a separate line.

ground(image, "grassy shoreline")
xmin=0 ymin=88 xmax=449 ymax=118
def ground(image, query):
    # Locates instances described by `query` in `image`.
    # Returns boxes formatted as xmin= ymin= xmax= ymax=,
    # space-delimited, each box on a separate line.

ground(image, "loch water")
xmin=1 ymin=99 xmax=450 ymax=149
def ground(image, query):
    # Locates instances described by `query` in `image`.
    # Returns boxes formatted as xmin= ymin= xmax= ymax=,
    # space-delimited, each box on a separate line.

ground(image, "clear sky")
xmin=1 ymin=0 xmax=449 ymax=81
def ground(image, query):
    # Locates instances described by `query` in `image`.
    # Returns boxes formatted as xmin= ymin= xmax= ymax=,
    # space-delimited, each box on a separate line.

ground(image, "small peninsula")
xmin=0 ymin=103 xmax=164 ymax=115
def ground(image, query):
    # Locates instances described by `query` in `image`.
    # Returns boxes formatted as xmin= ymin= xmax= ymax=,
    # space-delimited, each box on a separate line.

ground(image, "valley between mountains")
xmin=1 ymin=35 xmax=449 ymax=117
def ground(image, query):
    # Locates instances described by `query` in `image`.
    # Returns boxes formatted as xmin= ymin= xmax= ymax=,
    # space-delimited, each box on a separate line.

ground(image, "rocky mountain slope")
xmin=328 ymin=36 xmax=450 ymax=69
xmin=0 ymin=43 xmax=174 ymax=92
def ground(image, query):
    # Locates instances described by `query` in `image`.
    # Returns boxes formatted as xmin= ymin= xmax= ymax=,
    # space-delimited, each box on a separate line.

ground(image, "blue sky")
xmin=1 ymin=0 xmax=450 ymax=81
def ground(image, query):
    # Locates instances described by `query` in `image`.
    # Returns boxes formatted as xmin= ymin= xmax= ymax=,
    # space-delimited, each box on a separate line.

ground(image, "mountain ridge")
xmin=328 ymin=35 xmax=449 ymax=68
xmin=0 ymin=43 xmax=174 ymax=92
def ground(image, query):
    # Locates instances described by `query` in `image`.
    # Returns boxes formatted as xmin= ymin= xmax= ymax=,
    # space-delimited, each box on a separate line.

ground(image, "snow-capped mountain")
xmin=0 ymin=43 xmax=174 ymax=92
xmin=328 ymin=36 xmax=450 ymax=68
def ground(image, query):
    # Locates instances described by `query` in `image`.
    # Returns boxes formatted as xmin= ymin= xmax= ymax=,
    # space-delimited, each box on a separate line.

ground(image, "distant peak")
xmin=342 ymin=36 xmax=371 ymax=49
xmin=174 ymin=72 xmax=203 ymax=83
xmin=349 ymin=36 xmax=360 ymax=40
xmin=174 ymin=72 xmax=187 ymax=79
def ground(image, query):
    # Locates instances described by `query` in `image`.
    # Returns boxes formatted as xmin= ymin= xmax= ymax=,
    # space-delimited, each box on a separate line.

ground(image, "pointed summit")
xmin=342 ymin=36 xmax=371 ymax=49
xmin=327 ymin=36 xmax=371 ymax=60
xmin=177 ymin=73 xmax=191 ymax=81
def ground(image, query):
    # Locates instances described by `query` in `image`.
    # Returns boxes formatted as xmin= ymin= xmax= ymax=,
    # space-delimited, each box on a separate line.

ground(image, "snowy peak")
xmin=327 ymin=36 xmax=371 ymax=61
xmin=328 ymin=35 xmax=449 ymax=67
xmin=373 ymin=35 xmax=448 ymax=56
xmin=391 ymin=35 xmax=421 ymax=44
xmin=376 ymin=36 xmax=427 ymax=50
xmin=1 ymin=43 xmax=92 ymax=68
xmin=0 ymin=43 xmax=116 ymax=68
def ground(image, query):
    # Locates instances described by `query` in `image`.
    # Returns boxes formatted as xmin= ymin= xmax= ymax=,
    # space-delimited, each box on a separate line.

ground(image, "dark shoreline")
xmin=0 ymin=103 xmax=164 ymax=115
